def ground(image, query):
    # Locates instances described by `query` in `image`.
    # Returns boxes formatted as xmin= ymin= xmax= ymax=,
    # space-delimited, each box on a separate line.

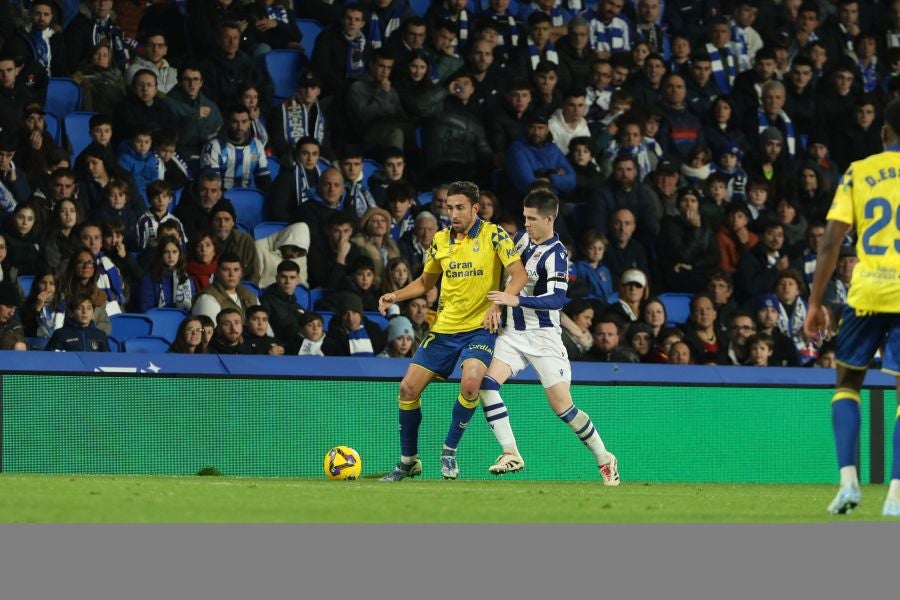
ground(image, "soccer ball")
xmin=323 ymin=446 xmax=362 ymax=480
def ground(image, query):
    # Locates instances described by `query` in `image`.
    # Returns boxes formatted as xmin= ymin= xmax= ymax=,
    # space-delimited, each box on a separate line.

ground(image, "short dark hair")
xmin=387 ymin=180 xmax=417 ymax=203
xmin=89 ymin=114 xmax=112 ymax=130
xmin=339 ymin=144 xmax=365 ymax=161
xmin=276 ymin=259 xmax=300 ymax=274
xmin=146 ymin=180 xmax=172 ymax=201
xmin=218 ymin=252 xmax=243 ymax=266
xmin=244 ymin=305 xmax=268 ymax=320
xmin=523 ymin=188 xmax=559 ymax=217
xmin=226 ymin=104 xmax=250 ymax=120
xmin=447 ymin=181 xmax=480 ymax=205
xmin=216 ymin=307 xmax=242 ymax=323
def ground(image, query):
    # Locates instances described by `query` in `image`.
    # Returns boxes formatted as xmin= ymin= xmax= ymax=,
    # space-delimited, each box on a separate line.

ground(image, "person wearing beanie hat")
xmin=378 ymin=316 xmax=415 ymax=358
xmin=211 ymin=198 xmax=259 ymax=284
xmin=323 ymin=290 xmax=386 ymax=357
xmin=0 ymin=282 xmax=26 ymax=350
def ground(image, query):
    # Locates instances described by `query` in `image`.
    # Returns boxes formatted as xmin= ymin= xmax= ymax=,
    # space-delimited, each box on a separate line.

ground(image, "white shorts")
xmin=493 ymin=328 xmax=571 ymax=389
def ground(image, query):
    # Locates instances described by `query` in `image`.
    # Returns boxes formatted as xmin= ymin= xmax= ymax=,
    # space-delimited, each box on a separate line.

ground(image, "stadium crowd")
xmin=0 ymin=0 xmax=897 ymax=365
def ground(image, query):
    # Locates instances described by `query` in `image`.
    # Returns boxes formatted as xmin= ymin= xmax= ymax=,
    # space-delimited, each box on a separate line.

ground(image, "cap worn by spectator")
xmin=333 ymin=291 xmax=364 ymax=316
xmin=526 ymin=108 xmax=551 ymax=125
xmin=387 ymin=316 xmax=414 ymax=343
xmin=656 ymin=160 xmax=677 ymax=174
xmin=621 ymin=269 xmax=647 ymax=288
xmin=0 ymin=283 xmax=20 ymax=309
xmin=760 ymin=127 xmax=784 ymax=144
xmin=757 ymin=293 xmax=779 ymax=311
xmin=298 ymin=72 xmax=322 ymax=88
xmin=23 ymin=102 xmax=45 ymax=117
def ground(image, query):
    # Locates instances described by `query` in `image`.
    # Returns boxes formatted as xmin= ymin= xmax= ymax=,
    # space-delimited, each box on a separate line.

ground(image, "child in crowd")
xmin=92 ymin=181 xmax=140 ymax=250
xmin=45 ymin=293 xmax=111 ymax=352
xmin=377 ymin=315 xmax=415 ymax=358
xmin=368 ymin=147 xmax=407 ymax=207
xmin=712 ymin=142 xmax=747 ymax=203
xmin=242 ymin=305 xmax=284 ymax=355
xmin=386 ymin=180 xmax=417 ymax=241
xmin=700 ymin=172 xmax=730 ymax=232
xmin=153 ymin=130 xmax=191 ymax=192
xmin=136 ymin=180 xmax=187 ymax=251
xmin=745 ymin=332 xmax=774 ymax=367
xmin=680 ymin=144 xmax=712 ymax=186
xmin=338 ymin=145 xmax=376 ymax=218
xmin=296 ymin=311 xmax=340 ymax=356
xmin=116 ymin=127 xmax=159 ymax=205
xmin=336 ymin=255 xmax=380 ymax=312
xmin=744 ymin=178 xmax=771 ymax=227
xmin=574 ymin=230 xmax=613 ymax=303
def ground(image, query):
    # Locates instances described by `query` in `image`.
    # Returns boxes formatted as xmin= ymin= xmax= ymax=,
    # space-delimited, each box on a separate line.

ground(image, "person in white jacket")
xmin=255 ymin=222 xmax=311 ymax=288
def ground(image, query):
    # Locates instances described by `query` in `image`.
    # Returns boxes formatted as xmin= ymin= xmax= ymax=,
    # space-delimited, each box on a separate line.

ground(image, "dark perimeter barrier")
xmin=0 ymin=351 xmax=895 ymax=482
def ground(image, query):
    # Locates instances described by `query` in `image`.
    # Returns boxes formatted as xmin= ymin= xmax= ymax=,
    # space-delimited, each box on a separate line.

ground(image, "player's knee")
xmin=399 ymin=378 xmax=420 ymax=401
xmin=460 ymin=377 xmax=481 ymax=400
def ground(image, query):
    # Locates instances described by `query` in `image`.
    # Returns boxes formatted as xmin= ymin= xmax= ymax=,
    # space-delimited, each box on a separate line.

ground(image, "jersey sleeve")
xmin=491 ymin=224 xmax=520 ymax=267
xmin=422 ymin=235 xmax=443 ymax=275
xmin=826 ymin=166 xmax=855 ymax=226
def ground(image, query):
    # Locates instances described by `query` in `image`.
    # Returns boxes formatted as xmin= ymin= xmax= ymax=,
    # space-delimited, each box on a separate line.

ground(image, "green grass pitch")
xmin=0 ymin=474 xmax=895 ymax=523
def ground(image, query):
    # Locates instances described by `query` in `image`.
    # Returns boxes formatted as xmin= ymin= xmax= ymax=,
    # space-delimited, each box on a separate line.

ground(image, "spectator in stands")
xmin=237 ymin=82 xmax=269 ymax=148
xmin=125 ymin=31 xmax=176 ymax=93
xmin=559 ymin=298 xmax=594 ymax=361
xmin=167 ymin=316 xmax=206 ymax=354
xmin=296 ymin=311 xmax=339 ymax=356
xmin=307 ymin=210 xmax=361 ymax=290
xmin=259 ymin=259 xmax=305 ymax=347
xmin=0 ymin=54 xmax=30 ymax=139
xmin=163 ymin=63 xmax=223 ymax=161
xmin=112 ymin=69 xmax=177 ymax=147
xmin=754 ymin=292 xmax=799 ymax=366
xmin=299 ymin=167 xmax=356 ymax=255
xmin=0 ymin=281 xmax=26 ymax=350
xmin=702 ymin=97 xmax=748 ymax=161
xmin=135 ymin=180 xmax=185 ymax=252
xmin=368 ymin=147 xmax=407 ymax=207
xmin=731 ymin=47 xmax=778 ymax=123
xmin=268 ymin=137 xmax=324 ymax=223
xmin=603 ymin=207 xmax=650 ymax=286
xmin=202 ymin=21 xmax=274 ymax=110
xmin=640 ymin=296 xmax=668 ymax=336
xmin=206 ymin=306 xmax=248 ymax=354
xmin=337 ymin=145 xmax=377 ymax=218
xmin=632 ymin=52 xmax=667 ymax=108
xmin=784 ymin=56 xmax=816 ymax=139
xmin=242 ymin=305 xmax=284 ymax=355
xmin=377 ymin=315 xmax=416 ymax=358
xmin=574 ymin=229 xmax=614 ymax=304
xmin=586 ymin=153 xmax=657 ymax=252
xmin=745 ymin=332 xmax=775 ymax=366
xmin=99 ymin=218 xmax=142 ymax=306
xmin=379 ymin=256 xmax=413 ymax=297
xmin=210 ymin=199 xmax=258 ymax=284
xmin=605 ymin=267 xmax=650 ymax=323
xmin=44 ymin=291 xmax=110 ymax=352
xmin=269 ymin=72 xmax=329 ymax=166
xmin=2 ymin=201 xmax=45 ymax=276
xmin=707 ymin=269 xmax=738 ymax=332
xmin=0 ymin=133 xmax=30 ymax=205
xmin=831 ymin=95 xmax=884 ymax=171
xmin=351 ymin=206 xmax=400 ymax=287
xmin=504 ymin=108 xmax=575 ymax=197
xmin=556 ymin=16 xmax=593 ymax=91
xmin=186 ymin=0 xmax=254 ymax=60
xmin=41 ymin=198 xmax=84 ymax=272
xmin=152 ymin=129 xmax=190 ymax=193
xmin=116 ymin=126 xmax=159 ymax=204
xmin=64 ymin=0 xmax=130 ymax=72
xmin=70 ymin=41 xmax=127 ymax=116
xmin=58 ymin=246 xmax=113 ymax=332
xmin=0 ymin=234 xmax=18 ymax=290
xmin=530 ymin=59 xmax=564 ymax=115
xmin=138 ymin=235 xmax=195 ymax=313
xmin=74 ymin=143 xmax=121 ymax=214
xmin=185 ymin=231 xmax=221 ymax=293
xmin=819 ymin=0 xmax=862 ymax=66
xmin=92 ymin=180 xmax=140 ymax=250
xmin=426 ymin=0 xmax=477 ymax=49
xmin=814 ymin=64 xmax=861 ymax=148
xmin=774 ymin=197 xmax=808 ymax=258
xmin=422 ymin=71 xmax=494 ymax=186
xmin=398 ymin=209 xmax=437 ymax=275
xmin=347 ymin=48 xmax=412 ymax=152
xmin=245 ymin=0 xmax=301 ymax=54
xmin=744 ymin=80 xmax=798 ymax=161
xmin=311 ymin=3 xmax=371 ymax=101
xmin=582 ymin=314 xmax=640 ymax=362
xmin=17 ymin=102 xmax=62 ymax=187
xmin=548 ymin=87 xmax=591 ymax=156
xmin=255 ymin=222 xmax=310 ymax=288
xmin=6 ymin=0 xmax=68 ymax=78
xmin=323 ymin=291 xmax=386 ymax=357
xmin=173 ymin=172 xmax=222 ymax=243
xmin=724 ymin=310 xmax=757 ymax=366
xmin=191 ymin=252 xmax=260 ymax=321
xmin=20 ymin=269 xmax=63 ymax=339
xmin=488 ymin=78 xmax=534 ymax=160
xmin=657 ymin=72 xmax=703 ymax=163
xmin=743 ymin=127 xmax=792 ymax=200
xmin=382 ymin=180 xmax=414 ymax=241
xmin=625 ymin=321 xmax=655 ymax=362
xmin=201 ymin=104 xmax=271 ymax=193
xmin=680 ymin=292 xmax=728 ymax=365
xmin=658 ymin=187 xmax=720 ymax=293
xmin=824 ymin=244 xmax=857 ymax=316
xmin=771 ymin=268 xmax=818 ymax=365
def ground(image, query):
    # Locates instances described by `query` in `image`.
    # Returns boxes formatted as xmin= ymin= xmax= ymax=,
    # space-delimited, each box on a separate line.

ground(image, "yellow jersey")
xmin=423 ymin=218 xmax=520 ymax=334
xmin=827 ymin=145 xmax=900 ymax=312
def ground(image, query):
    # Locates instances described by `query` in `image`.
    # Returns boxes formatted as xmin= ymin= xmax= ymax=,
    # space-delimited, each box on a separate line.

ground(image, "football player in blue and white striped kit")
xmin=201 ymin=105 xmax=271 ymax=193
xmin=482 ymin=189 xmax=620 ymax=485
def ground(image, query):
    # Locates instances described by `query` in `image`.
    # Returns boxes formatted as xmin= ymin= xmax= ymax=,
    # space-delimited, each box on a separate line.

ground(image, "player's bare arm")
xmin=378 ymin=271 xmax=440 ymax=315
xmin=803 ymin=219 xmax=851 ymax=340
xmin=482 ymin=260 xmax=527 ymax=330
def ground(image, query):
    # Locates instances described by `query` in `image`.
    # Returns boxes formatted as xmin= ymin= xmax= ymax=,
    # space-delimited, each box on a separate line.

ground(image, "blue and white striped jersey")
xmin=504 ymin=231 xmax=569 ymax=332
xmin=201 ymin=137 xmax=270 ymax=190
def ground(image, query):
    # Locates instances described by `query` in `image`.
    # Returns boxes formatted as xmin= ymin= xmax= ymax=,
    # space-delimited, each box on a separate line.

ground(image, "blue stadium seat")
xmin=362 ymin=158 xmax=379 ymax=185
xmin=309 ymin=287 xmax=331 ymax=310
xmin=365 ymin=312 xmax=390 ymax=331
xmin=18 ymin=275 xmax=35 ymax=298
xmin=658 ymin=292 xmax=693 ymax=326
xmin=234 ymin=222 xmax=251 ymax=234
xmin=264 ymin=50 xmax=308 ymax=100
xmin=25 ymin=337 xmax=48 ymax=351
xmin=241 ymin=281 xmax=262 ymax=297
xmin=146 ymin=308 xmax=189 ymax=343
xmin=123 ymin=336 xmax=171 ymax=353
xmin=607 ymin=292 xmax=619 ymax=304
xmin=296 ymin=18 xmax=323 ymax=54
xmin=294 ymin=285 xmax=311 ymax=310
xmin=44 ymin=113 xmax=61 ymax=144
xmin=409 ymin=0 xmax=430 ymax=16
xmin=317 ymin=157 xmax=332 ymax=172
xmin=227 ymin=188 xmax=266 ymax=230
xmin=64 ymin=111 xmax=98 ymax=159
xmin=45 ymin=78 xmax=82 ymax=119
xmin=253 ymin=221 xmax=288 ymax=240
xmin=109 ymin=314 xmax=153 ymax=341
xmin=418 ymin=191 xmax=433 ymax=206
xmin=268 ymin=155 xmax=281 ymax=180
xmin=319 ymin=311 xmax=334 ymax=330
xmin=171 ymin=187 xmax=183 ymax=209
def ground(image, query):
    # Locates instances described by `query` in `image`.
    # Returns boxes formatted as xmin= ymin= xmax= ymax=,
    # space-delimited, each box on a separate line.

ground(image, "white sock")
xmin=480 ymin=390 xmax=519 ymax=455
xmin=558 ymin=405 xmax=609 ymax=466
xmin=400 ymin=455 xmax=418 ymax=466
xmin=839 ymin=465 xmax=859 ymax=488
xmin=888 ymin=479 xmax=900 ymax=502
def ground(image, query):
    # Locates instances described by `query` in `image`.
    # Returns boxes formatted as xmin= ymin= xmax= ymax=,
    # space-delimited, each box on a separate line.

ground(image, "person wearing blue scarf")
xmin=426 ymin=0 xmax=475 ymax=52
xmin=584 ymin=0 xmax=631 ymax=57
xmin=8 ymin=0 xmax=67 ymax=77
xmin=63 ymin=0 xmax=131 ymax=72
xmin=367 ymin=0 xmax=415 ymax=49
xmin=310 ymin=3 xmax=369 ymax=99
xmin=704 ymin=17 xmax=738 ymax=94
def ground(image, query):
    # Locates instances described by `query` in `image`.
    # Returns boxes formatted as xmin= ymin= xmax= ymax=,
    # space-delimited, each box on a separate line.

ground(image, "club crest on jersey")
xmin=473 ymin=239 xmax=480 ymax=253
